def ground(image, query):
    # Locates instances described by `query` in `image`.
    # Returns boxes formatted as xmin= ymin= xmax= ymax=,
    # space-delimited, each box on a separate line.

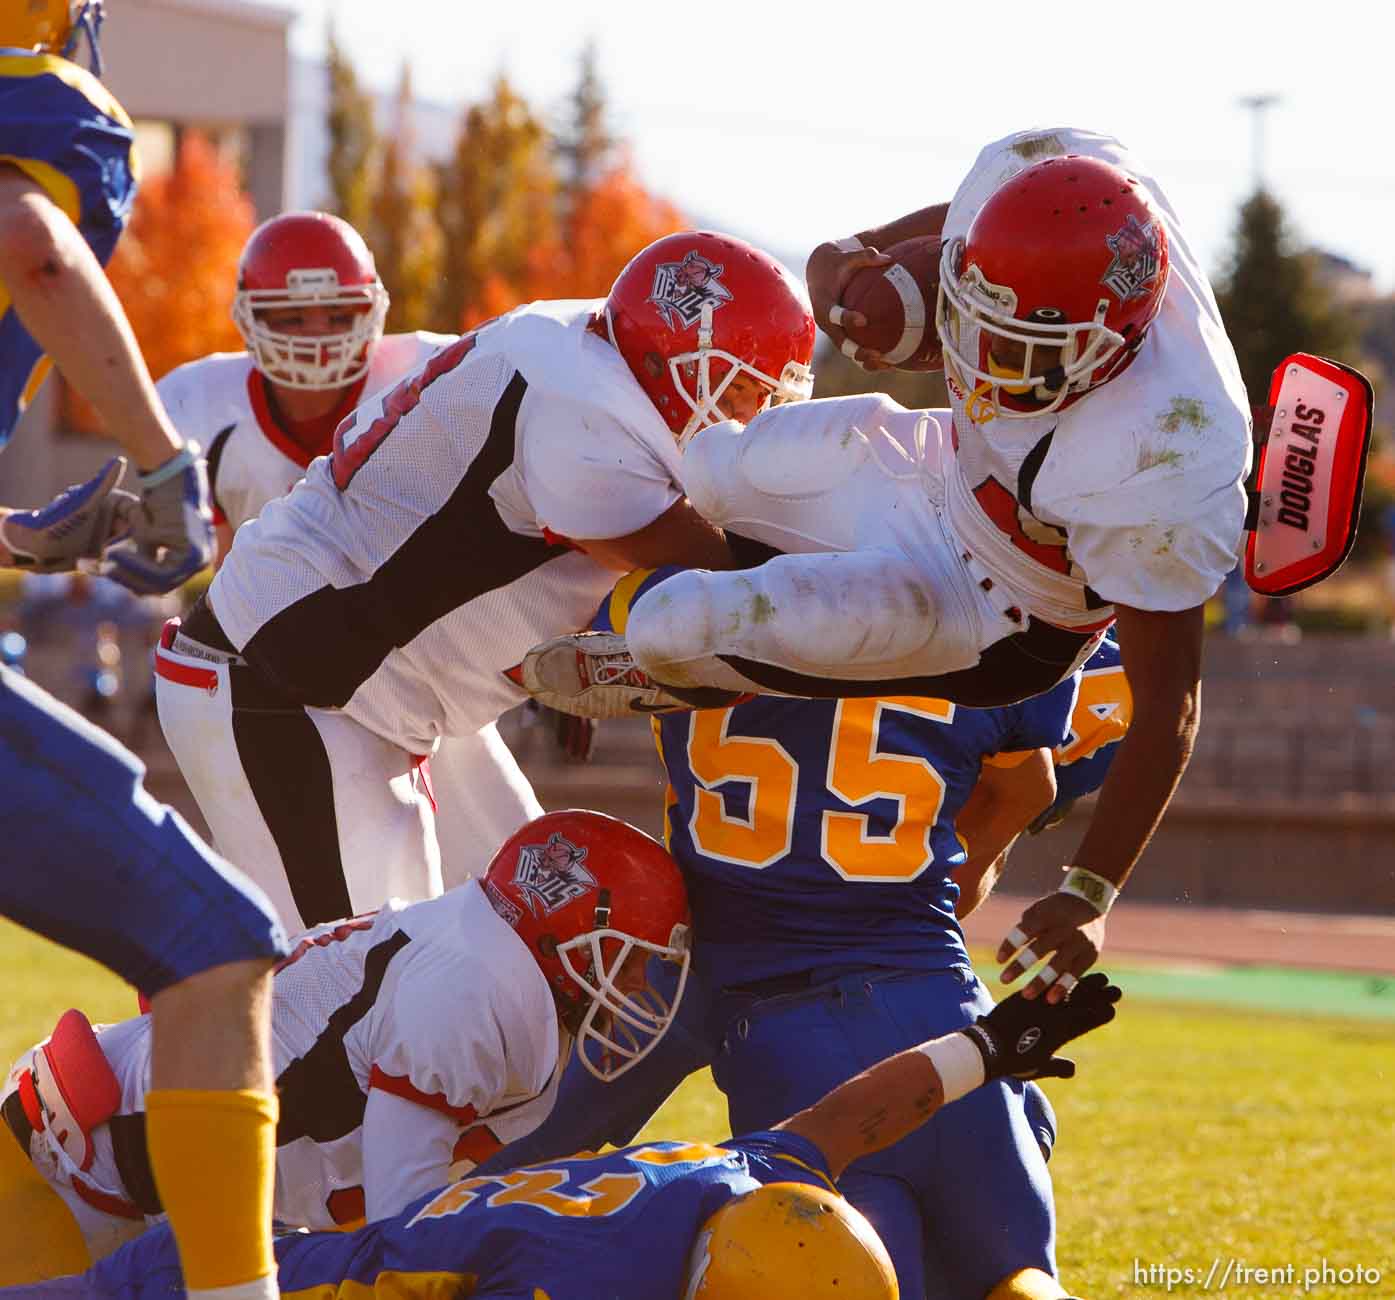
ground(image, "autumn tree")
xmin=435 ymin=54 xmax=688 ymax=329
xmin=106 ymin=130 xmax=255 ymax=384
xmin=325 ymin=26 xmax=379 ymax=231
xmin=547 ymin=157 xmax=687 ymax=300
xmin=1214 ymin=189 xmax=1358 ymax=403
xmin=369 ymin=65 xmax=444 ymax=332
xmin=436 ymin=74 xmax=560 ymax=330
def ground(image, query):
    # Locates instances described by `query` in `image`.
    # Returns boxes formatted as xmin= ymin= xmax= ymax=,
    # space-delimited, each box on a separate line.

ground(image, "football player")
xmin=155 ymin=209 xmax=542 ymax=891
xmin=0 ymin=5 xmax=285 ymax=1294
xmin=16 ymin=976 xmax=1122 ymax=1300
xmin=1 ymin=811 xmax=691 ymax=1272
xmin=153 ymin=230 xmax=815 ymax=933
xmin=523 ymin=127 xmax=1250 ymax=1018
xmin=499 ymin=572 xmax=1130 ymax=1299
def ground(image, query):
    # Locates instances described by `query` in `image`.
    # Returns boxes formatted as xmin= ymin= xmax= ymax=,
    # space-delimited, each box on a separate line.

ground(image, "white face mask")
xmin=233 ymin=275 xmax=389 ymax=392
xmin=604 ymin=303 xmax=814 ymax=449
xmin=935 ymin=238 xmax=1125 ymax=422
xmin=558 ymin=923 xmax=691 ymax=1081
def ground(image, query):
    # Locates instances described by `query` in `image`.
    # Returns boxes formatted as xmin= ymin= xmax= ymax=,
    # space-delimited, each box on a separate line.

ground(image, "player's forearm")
xmin=954 ymin=845 xmax=1012 ymax=919
xmin=1069 ymin=682 xmax=1199 ymax=888
xmin=952 ymin=750 xmax=1054 ymax=916
xmin=576 ymin=497 xmax=733 ymax=573
xmin=0 ymin=181 xmax=182 ymax=472
xmin=778 ymin=1038 xmax=965 ymax=1181
xmin=854 ymin=203 xmax=949 ymax=251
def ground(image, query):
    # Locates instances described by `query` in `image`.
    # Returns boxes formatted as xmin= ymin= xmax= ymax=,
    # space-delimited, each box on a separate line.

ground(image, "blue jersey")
xmin=1050 ymin=632 xmax=1127 ymax=804
xmin=78 ymin=1133 xmax=833 ymax=1300
xmin=0 ymin=50 xmax=137 ymax=443
xmin=596 ymin=569 xmax=1076 ymax=987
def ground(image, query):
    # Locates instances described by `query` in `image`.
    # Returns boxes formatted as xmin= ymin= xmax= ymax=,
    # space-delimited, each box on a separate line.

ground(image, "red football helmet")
xmin=482 ymin=810 xmax=691 ymax=1082
xmin=232 ymin=211 xmax=389 ymax=392
xmin=935 ymin=156 xmax=1170 ymax=421
xmin=604 ymin=231 xmax=815 ymax=445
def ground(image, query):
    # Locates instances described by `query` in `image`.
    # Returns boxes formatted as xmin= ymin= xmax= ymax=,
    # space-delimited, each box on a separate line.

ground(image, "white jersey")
xmin=208 ymin=299 xmax=684 ymax=753
xmin=156 ymin=332 xmax=453 ymax=533
xmin=27 ymin=883 xmax=562 ymax=1232
xmin=940 ymin=127 xmax=1251 ymax=626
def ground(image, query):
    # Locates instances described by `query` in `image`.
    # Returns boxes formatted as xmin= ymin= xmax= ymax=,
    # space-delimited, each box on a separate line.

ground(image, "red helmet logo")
xmin=1101 ymin=214 xmax=1163 ymax=303
xmin=510 ymin=832 xmax=597 ymax=917
xmin=647 ymin=250 xmax=734 ymax=331
xmin=482 ymin=810 xmax=692 ymax=1082
xmin=605 ymin=231 xmax=815 ymax=440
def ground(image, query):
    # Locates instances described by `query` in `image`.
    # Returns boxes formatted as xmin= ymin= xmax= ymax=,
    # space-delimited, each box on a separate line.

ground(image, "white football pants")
xmin=155 ymin=635 xmax=441 ymax=933
xmin=629 ymin=396 xmax=1016 ymax=691
xmin=430 ymin=722 xmax=544 ymax=891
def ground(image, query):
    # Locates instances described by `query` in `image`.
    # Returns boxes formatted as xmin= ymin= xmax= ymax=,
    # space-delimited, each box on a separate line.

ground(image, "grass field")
xmin=4 ymin=920 xmax=1392 ymax=1299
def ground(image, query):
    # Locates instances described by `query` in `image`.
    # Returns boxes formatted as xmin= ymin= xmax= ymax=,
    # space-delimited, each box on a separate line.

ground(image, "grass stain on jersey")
xmin=1137 ymin=446 xmax=1184 ymax=472
xmin=1012 ymin=133 xmax=1067 ymax=161
xmin=749 ymin=593 xmax=777 ymax=624
xmin=1157 ymin=397 xmax=1210 ymax=436
xmin=1153 ymin=526 xmax=1178 ymax=556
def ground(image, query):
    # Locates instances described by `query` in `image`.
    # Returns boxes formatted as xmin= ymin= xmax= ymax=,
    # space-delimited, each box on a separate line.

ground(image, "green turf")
xmin=1 ymin=919 xmax=147 ymax=1069
xmin=966 ymin=949 xmax=1395 ymax=1023
xmin=6 ymin=920 xmax=1392 ymax=1299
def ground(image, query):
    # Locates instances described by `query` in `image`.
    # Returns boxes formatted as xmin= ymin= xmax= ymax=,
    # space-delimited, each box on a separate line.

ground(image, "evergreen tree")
xmin=325 ymin=26 xmax=379 ymax=232
xmin=1214 ymin=189 xmax=1358 ymax=403
xmin=557 ymin=42 xmax=614 ymax=203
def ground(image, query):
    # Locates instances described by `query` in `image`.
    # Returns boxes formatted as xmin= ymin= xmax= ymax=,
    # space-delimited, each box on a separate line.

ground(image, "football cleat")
xmin=520 ymin=632 xmax=694 ymax=719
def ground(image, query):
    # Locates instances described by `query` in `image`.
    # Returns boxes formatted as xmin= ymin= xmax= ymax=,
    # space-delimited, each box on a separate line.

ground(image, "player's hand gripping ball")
xmin=837 ymin=236 xmax=943 ymax=371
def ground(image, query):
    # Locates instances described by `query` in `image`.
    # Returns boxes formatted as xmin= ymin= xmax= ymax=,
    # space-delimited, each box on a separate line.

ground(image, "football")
xmin=837 ymin=236 xmax=944 ymax=371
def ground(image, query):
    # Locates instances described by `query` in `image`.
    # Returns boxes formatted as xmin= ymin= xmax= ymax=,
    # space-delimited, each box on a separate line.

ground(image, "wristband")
xmin=832 ymin=235 xmax=865 ymax=254
xmin=138 ymin=443 xmax=201 ymax=489
xmin=1058 ymin=865 xmax=1119 ymax=916
xmin=918 ymin=1032 xmax=986 ymax=1104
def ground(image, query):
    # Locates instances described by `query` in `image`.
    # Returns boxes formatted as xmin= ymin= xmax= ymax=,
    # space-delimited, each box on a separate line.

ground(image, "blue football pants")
xmin=712 ymin=964 xmax=1056 ymax=1300
xmin=0 ymin=664 xmax=288 ymax=993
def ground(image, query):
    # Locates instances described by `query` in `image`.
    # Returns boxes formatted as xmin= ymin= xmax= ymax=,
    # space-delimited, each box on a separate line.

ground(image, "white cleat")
xmin=520 ymin=632 xmax=695 ymax=719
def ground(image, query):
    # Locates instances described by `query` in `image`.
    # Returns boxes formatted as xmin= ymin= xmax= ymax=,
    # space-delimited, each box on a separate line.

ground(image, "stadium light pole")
xmin=1237 ymin=94 xmax=1281 ymax=193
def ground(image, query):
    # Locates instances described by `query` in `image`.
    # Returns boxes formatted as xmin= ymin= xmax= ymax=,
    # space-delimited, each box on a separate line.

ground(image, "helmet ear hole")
xmin=643 ymin=352 xmax=665 ymax=379
xmin=538 ymin=934 xmax=559 ymax=959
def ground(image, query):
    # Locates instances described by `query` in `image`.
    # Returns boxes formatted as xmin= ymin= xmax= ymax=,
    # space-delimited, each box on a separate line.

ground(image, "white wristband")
xmin=832 ymin=235 xmax=865 ymax=254
xmin=1059 ymin=865 xmax=1119 ymax=915
xmin=918 ymin=1032 xmax=986 ymax=1105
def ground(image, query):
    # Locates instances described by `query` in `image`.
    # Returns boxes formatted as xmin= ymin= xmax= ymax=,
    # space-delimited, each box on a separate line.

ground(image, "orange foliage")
xmin=459 ymin=157 xmax=686 ymax=331
xmin=108 ymin=131 xmax=256 ymax=383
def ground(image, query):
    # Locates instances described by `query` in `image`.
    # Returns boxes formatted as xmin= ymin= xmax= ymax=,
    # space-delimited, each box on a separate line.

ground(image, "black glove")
xmin=962 ymin=972 xmax=1121 ymax=1081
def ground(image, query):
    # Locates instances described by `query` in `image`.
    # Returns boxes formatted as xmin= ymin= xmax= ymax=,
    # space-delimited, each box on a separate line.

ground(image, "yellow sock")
xmin=0 ymin=1121 xmax=90 ymax=1283
xmin=144 ymin=1088 xmax=278 ymax=1292
xmin=986 ymin=1267 xmax=1070 ymax=1300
